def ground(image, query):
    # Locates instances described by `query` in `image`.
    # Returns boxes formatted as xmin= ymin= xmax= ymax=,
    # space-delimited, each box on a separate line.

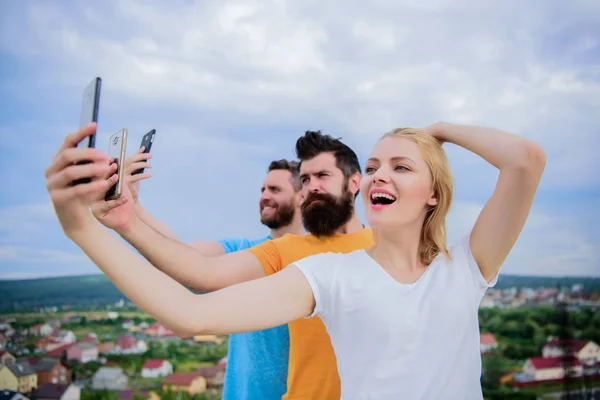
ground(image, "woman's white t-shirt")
xmin=293 ymin=235 xmax=497 ymax=400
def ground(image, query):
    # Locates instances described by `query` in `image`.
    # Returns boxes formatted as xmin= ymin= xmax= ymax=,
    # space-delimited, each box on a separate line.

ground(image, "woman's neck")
xmin=368 ymin=222 xmax=427 ymax=274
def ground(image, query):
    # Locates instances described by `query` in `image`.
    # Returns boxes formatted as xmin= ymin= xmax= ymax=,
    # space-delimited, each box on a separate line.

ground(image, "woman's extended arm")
xmin=72 ymin=218 xmax=315 ymax=337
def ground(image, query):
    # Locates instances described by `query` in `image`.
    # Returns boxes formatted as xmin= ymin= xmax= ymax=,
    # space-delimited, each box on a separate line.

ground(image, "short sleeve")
xmin=292 ymin=253 xmax=339 ymax=319
xmin=450 ymin=235 xmax=498 ymax=302
xmin=218 ymin=237 xmax=249 ymax=254
xmin=248 ymin=240 xmax=283 ymax=276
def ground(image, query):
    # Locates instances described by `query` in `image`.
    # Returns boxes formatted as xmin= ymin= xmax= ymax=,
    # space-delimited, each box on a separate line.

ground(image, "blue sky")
xmin=0 ymin=0 xmax=598 ymax=279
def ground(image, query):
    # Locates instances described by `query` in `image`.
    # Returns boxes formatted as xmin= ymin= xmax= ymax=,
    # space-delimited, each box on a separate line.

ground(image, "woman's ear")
xmin=427 ymin=190 xmax=438 ymax=207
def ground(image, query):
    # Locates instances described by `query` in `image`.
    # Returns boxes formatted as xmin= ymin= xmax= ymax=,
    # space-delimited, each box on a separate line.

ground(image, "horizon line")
xmin=0 ymin=271 xmax=599 ymax=282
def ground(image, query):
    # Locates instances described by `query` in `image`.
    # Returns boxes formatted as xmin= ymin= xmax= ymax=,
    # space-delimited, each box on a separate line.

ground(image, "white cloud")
xmin=2 ymin=0 xmax=595 ymax=188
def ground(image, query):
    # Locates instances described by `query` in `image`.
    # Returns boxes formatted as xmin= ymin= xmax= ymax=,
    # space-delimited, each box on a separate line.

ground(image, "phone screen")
xmin=105 ymin=129 xmax=128 ymax=200
xmin=77 ymin=77 xmax=101 ymax=149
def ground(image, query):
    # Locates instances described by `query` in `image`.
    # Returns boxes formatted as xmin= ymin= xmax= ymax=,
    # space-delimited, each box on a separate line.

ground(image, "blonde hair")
xmin=380 ymin=128 xmax=454 ymax=264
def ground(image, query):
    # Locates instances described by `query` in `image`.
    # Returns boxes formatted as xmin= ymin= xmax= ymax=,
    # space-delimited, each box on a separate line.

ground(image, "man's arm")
xmin=120 ymin=213 xmax=266 ymax=292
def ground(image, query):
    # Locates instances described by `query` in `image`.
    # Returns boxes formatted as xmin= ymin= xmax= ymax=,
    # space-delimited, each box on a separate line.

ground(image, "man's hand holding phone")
xmin=126 ymin=147 xmax=153 ymax=204
xmin=90 ymin=147 xmax=152 ymax=231
xmin=45 ymin=123 xmax=119 ymax=237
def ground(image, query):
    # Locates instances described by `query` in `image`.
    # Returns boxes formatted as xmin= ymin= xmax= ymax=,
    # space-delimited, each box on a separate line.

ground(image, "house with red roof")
xmin=78 ymin=333 xmax=98 ymax=345
xmin=66 ymin=342 xmax=98 ymax=363
xmin=36 ymin=337 xmax=65 ymax=352
xmin=97 ymin=342 xmax=115 ymax=355
xmin=141 ymin=359 xmax=173 ymax=378
xmin=113 ymin=335 xmax=147 ymax=355
xmin=480 ymin=332 xmax=498 ymax=354
xmin=196 ymin=364 xmax=226 ymax=388
xmin=162 ymin=373 xmax=207 ymax=396
xmin=46 ymin=343 xmax=73 ymax=358
xmin=144 ymin=323 xmax=175 ymax=338
xmin=542 ymin=338 xmax=599 ymax=366
xmin=522 ymin=356 xmax=583 ymax=381
xmin=30 ymin=323 xmax=53 ymax=337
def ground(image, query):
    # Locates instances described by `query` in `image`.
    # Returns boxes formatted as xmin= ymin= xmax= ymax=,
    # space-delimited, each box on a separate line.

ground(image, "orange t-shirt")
xmin=248 ymin=227 xmax=375 ymax=400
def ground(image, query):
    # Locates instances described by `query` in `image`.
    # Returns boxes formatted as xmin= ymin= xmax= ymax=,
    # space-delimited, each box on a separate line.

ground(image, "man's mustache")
xmin=260 ymin=200 xmax=278 ymax=209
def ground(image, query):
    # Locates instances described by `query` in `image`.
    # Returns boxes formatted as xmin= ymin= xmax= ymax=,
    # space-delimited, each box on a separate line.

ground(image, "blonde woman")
xmin=46 ymin=121 xmax=545 ymax=399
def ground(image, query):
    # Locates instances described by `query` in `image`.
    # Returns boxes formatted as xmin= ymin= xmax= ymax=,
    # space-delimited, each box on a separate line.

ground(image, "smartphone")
xmin=72 ymin=77 xmax=102 ymax=185
xmin=105 ymin=129 xmax=128 ymax=201
xmin=132 ymin=129 xmax=156 ymax=175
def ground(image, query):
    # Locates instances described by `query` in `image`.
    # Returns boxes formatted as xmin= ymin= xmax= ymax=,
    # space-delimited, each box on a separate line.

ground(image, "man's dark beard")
xmin=260 ymin=200 xmax=296 ymax=229
xmin=301 ymin=186 xmax=354 ymax=237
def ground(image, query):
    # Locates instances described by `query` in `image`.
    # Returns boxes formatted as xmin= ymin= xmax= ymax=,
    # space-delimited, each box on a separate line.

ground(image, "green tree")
xmin=167 ymin=343 xmax=178 ymax=358
xmin=544 ymin=323 xmax=560 ymax=337
xmin=486 ymin=315 xmax=504 ymax=334
xmin=482 ymin=353 xmax=510 ymax=389
xmin=592 ymin=310 xmax=600 ymax=327
xmin=502 ymin=320 xmax=523 ymax=338
xmin=81 ymin=389 xmax=119 ymax=400
xmin=483 ymin=386 xmax=536 ymax=400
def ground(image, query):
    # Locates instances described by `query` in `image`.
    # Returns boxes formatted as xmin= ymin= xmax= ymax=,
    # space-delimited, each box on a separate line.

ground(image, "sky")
xmin=0 ymin=0 xmax=598 ymax=280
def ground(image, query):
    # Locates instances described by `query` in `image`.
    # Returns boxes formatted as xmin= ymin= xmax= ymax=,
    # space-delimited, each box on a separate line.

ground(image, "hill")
xmin=0 ymin=273 xmax=598 ymax=313
xmin=0 ymin=274 xmax=127 ymax=313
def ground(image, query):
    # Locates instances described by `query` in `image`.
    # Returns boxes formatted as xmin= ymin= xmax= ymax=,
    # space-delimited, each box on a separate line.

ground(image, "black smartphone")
xmin=73 ymin=77 xmax=102 ymax=185
xmin=105 ymin=129 xmax=128 ymax=201
xmin=132 ymin=129 xmax=156 ymax=175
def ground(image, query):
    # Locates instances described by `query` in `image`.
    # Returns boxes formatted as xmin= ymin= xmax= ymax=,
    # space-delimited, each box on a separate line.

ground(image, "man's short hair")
xmin=268 ymin=159 xmax=302 ymax=192
xmin=295 ymin=130 xmax=361 ymax=179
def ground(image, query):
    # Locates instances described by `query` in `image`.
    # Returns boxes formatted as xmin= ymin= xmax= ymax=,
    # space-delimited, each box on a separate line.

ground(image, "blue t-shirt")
xmin=218 ymin=235 xmax=290 ymax=400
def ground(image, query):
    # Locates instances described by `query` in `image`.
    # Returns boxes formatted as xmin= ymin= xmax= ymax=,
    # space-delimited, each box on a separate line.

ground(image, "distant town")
xmin=481 ymin=283 xmax=600 ymax=310
xmin=0 ymin=302 xmax=226 ymax=400
xmin=0 ymin=280 xmax=599 ymax=399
